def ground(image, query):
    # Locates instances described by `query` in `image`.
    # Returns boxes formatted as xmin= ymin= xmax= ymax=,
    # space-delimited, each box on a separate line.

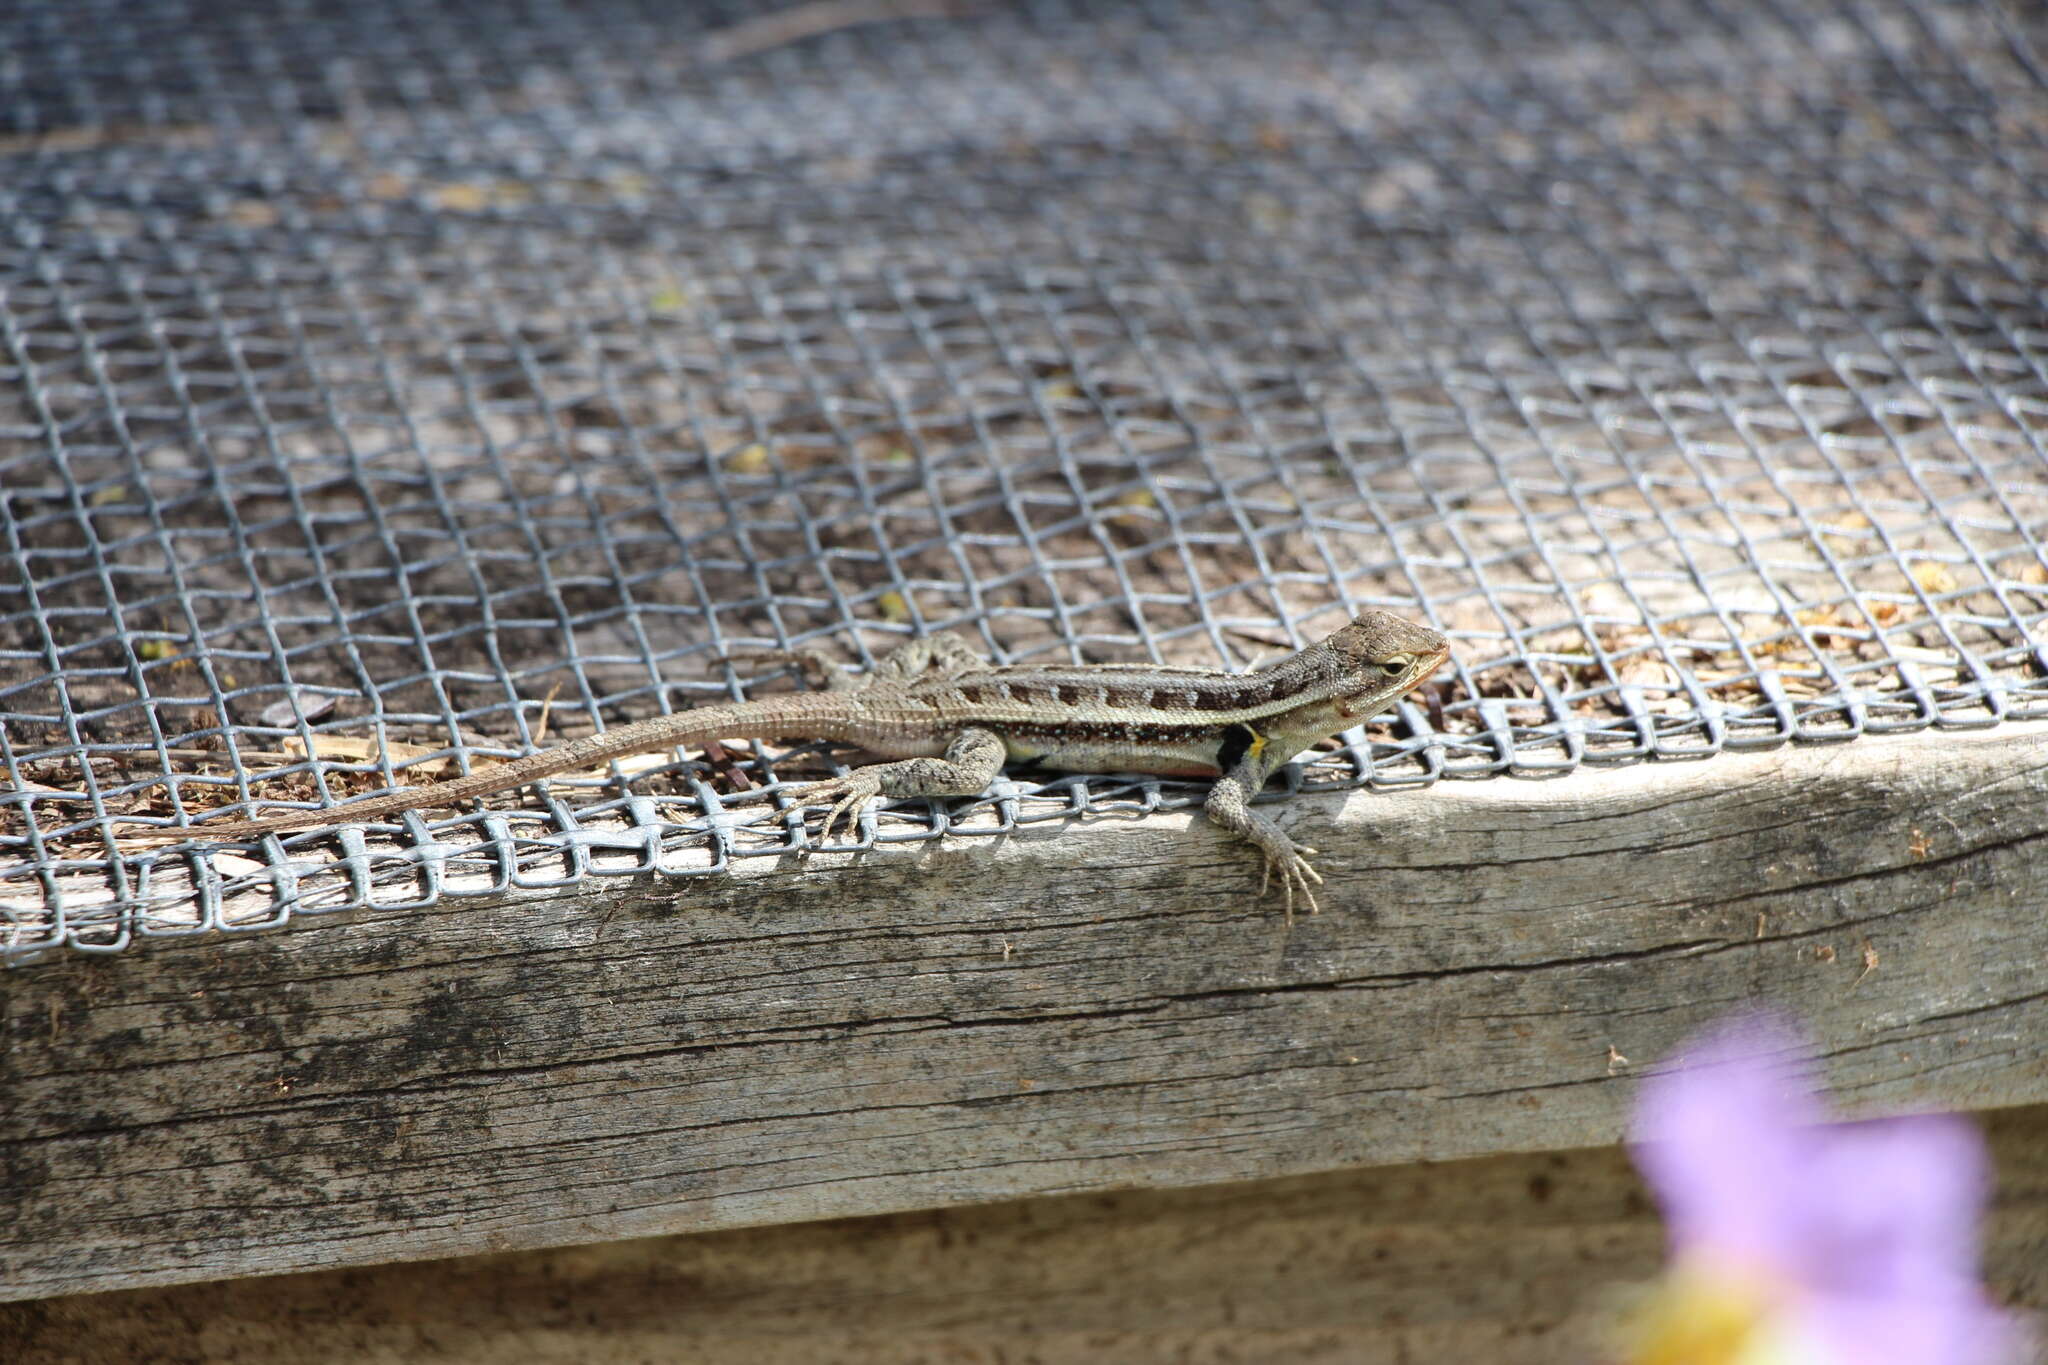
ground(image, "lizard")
xmin=120 ymin=610 xmax=1450 ymax=915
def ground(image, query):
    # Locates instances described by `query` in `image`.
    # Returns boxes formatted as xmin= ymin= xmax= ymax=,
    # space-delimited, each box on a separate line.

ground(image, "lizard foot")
xmin=774 ymin=770 xmax=884 ymax=846
xmin=1255 ymin=838 xmax=1324 ymax=920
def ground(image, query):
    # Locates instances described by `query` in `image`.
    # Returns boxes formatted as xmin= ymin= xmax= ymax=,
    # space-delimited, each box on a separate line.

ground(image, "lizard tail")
xmin=119 ymin=699 xmax=850 ymax=846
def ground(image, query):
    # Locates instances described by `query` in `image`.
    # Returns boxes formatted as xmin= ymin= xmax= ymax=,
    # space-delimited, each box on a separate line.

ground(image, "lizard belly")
xmin=1000 ymin=731 xmax=1225 ymax=779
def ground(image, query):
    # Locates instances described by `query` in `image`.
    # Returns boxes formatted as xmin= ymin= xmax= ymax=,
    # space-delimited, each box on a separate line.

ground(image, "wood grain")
xmin=5 ymin=1107 xmax=2044 ymax=1363
xmin=3 ymin=725 xmax=2046 ymax=1300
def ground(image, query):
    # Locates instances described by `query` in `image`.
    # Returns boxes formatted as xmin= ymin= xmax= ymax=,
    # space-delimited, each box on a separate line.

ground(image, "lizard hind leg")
xmin=869 ymin=632 xmax=988 ymax=684
xmin=740 ymin=646 xmax=862 ymax=692
xmin=776 ymin=726 xmax=1007 ymax=847
xmin=735 ymin=632 xmax=984 ymax=692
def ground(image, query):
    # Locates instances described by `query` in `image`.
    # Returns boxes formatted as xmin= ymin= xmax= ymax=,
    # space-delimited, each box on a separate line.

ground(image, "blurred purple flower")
xmin=1623 ymin=1014 xmax=2018 ymax=1365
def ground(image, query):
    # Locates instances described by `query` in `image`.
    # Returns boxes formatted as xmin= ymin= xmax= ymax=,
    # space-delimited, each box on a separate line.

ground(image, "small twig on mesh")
xmin=4 ymin=782 xmax=94 ymax=801
xmin=698 ymin=740 xmax=758 ymax=793
xmin=532 ymin=682 xmax=565 ymax=747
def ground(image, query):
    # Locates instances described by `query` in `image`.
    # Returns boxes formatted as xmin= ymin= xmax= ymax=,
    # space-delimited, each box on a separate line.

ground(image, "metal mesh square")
xmin=4 ymin=0 xmax=2045 ymax=961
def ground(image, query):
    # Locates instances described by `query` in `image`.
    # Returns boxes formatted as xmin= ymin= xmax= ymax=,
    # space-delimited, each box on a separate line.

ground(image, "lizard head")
xmin=1323 ymin=610 xmax=1450 ymax=715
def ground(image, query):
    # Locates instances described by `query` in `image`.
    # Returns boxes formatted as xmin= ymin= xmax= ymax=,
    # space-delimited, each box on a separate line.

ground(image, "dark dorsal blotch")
xmin=1193 ymin=683 xmax=1251 ymax=712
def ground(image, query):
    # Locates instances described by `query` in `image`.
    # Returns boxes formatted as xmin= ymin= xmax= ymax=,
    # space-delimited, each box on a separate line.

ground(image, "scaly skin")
xmin=122 ymin=611 xmax=1451 ymax=915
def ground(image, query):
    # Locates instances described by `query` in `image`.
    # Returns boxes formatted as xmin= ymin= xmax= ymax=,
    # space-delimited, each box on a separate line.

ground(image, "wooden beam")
xmin=6 ymin=1107 xmax=2044 ymax=1362
xmin=3 ymin=725 xmax=2045 ymax=1300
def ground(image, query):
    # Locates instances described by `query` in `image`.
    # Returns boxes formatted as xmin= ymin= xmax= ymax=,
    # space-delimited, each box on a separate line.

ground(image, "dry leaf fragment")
xmin=1617 ymin=654 xmax=1679 ymax=689
xmin=430 ymin=182 xmax=491 ymax=212
xmin=1911 ymin=561 xmax=1959 ymax=594
xmin=259 ymin=693 xmax=339 ymax=727
xmin=1823 ymin=510 xmax=1872 ymax=552
xmin=723 ymin=443 xmax=772 ymax=474
xmin=225 ymin=199 xmax=279 ymax=228
xmin=1106 ymin=487 xmax=1157 ymax=527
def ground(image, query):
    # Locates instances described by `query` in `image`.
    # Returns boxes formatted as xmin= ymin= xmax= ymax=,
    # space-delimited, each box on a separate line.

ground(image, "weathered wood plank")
xmin=5 ymin=1106 xmax=2044 ymax=1364
xmin=3 ymin=725 xmax=2046 ymax=1300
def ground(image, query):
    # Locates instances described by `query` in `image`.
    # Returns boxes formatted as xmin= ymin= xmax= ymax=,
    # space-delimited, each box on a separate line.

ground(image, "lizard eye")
xmin=1377 ymin=653 xmax=1414 ymax=677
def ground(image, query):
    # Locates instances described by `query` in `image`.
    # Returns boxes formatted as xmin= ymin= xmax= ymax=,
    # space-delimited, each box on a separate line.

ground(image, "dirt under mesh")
xmin=3 ymin=0 xmax=2045 ymax=959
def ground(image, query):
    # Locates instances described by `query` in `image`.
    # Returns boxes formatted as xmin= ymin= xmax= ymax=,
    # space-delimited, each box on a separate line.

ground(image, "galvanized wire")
xmin=3 ymin=0 xmax=2045 ymax=962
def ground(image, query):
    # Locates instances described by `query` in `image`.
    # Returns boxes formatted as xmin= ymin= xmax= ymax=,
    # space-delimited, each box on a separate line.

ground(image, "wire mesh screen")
xmin=4 ymin=0 xmax=2046 ymax=962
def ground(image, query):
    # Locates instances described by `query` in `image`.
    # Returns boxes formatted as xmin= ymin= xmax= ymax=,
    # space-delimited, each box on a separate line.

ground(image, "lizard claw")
xmin=1259 ymin=841 xmax=1323 ymax=921
xmin=776 ymin=772 xmax=882 ymax=847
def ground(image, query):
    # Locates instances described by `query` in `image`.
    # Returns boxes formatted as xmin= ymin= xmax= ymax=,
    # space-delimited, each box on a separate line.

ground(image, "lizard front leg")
xmin=776 ymin=727 xmax=1007 ymax=845
xmin=1204 ymin=764 xmax=1323 ymax=918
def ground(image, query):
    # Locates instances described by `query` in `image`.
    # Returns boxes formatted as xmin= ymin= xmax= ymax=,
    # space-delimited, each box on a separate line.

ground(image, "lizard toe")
xmin=1298 ymin=863 xmax=1323 ymax=914
xmin=805 ymin=773 xmax=881 ymax=846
